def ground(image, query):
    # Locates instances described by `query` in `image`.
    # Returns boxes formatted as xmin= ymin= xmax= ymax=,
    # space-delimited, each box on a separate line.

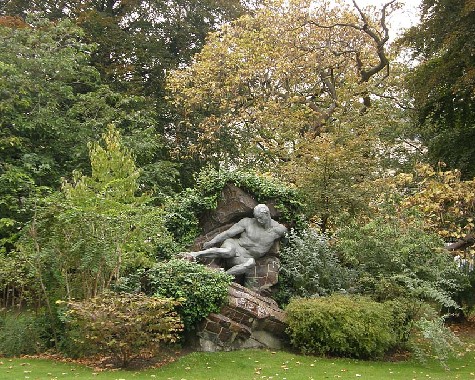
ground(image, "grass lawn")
xmin=1 ymin=348 xmax=475 ymax=380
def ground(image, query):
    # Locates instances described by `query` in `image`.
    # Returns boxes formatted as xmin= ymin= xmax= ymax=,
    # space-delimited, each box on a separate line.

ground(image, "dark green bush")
xmin=285 ymin=295 xmax=398 ymax=359
xmin=122 ymin=259 xmax=233 ymax=330
xmin=276 ymin=228 xmax=356 ymax=306
xmin=64 ymin=292 xmax=183 ymax=367
xmin=0 ymin=311 xmax=47 ymax=356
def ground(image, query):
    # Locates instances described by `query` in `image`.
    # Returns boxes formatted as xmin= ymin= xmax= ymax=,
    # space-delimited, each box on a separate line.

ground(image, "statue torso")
xmin=237 ymin=218 xmax=285 ymax=257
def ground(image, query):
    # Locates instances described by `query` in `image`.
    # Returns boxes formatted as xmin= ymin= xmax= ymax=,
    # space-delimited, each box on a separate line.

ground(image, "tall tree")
xmin=167 ymin=0 xmax=409 ymax=227
xmin=1 ymin=0 xmax=247 ymax=98
xmin=0 ymin=17 xmax=174 ymax=253
xmin=399 ymin=0 xmax=475 ymax=178
xmin=11 ymin=126 xmax=176 ymax=304
xmin=1 ymin=0 xmax=248 ymax=189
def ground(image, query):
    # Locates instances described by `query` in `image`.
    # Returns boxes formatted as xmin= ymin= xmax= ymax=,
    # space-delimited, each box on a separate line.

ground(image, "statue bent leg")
xmin=189 ymin=246 xmax=236 ymax=260
xmin=226 ymin=256 xmax=256 ymax=275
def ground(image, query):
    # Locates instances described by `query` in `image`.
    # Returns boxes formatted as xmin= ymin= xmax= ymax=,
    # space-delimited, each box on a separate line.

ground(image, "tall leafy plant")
xmin=14 ymin=126 xmax=176 ymax=306
xmin=0 ymin=16 xmax=173 ymax=257
xmin=276 ymin=228 xmax=355 ymax=306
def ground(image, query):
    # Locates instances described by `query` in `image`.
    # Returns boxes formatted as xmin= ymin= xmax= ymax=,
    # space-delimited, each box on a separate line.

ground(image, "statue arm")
xmin=281 ymin=225 xmax=288 ymax=236
xmin=203 ymin=221 xmax=247 ymax=249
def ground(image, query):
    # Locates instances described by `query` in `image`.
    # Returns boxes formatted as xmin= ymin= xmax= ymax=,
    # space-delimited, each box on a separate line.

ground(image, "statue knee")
xmin=243 ymin=257 xmax=255 ymax=270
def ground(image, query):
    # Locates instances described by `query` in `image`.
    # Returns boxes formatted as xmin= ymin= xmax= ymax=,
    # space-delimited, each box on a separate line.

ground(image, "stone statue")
xmin=186 ymin=204 xmax=287 ymax=276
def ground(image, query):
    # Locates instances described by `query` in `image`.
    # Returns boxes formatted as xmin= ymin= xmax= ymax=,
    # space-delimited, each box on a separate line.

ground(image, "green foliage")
xmin=194 ymin=167 xmax=305 ymax=224
xmin=285 ymin=295 xmax=398 ymax=359
xmin=0 ymin=17 xmax=97 ymax=255
xmin=0 ymin=17 xmax=176 ymax=259
xmin=166 ymin=0 xmax=412 ymax=231
xmin=0 ymin=249 xmax=39 ymax=308
xmin=410 ymin=312 xmax=463 ymax=367
xmin=0 ymin=311 xmax=47 ymax=356
xmin=0 ymin=166 xmax=50 ymax=254
xmin=164 ymin=166 xmax=305 ymax=249
xmin=167 ymin=0 xmax=395 ymax=168
xmin=456 ymin=269 xmax=475 ymax=319
xmin=399 ymin=0 xmax=475 ymax=178
xmin=13 ymin=126 xmax=177 ymax=304
xmin=64 ymin=292 xmax=183 ymax=367
xmin=0 ymin=17 xmax=100 ymax=187
xmin=1 ymin=0 xmax=246 ymax=99
xmin=334 ymin=217 xmax=468 ymax=309
xmin=132 ymin=259 xmax=232 ymax=330
xmin=276 ymin=228 xmax=356 ymax=306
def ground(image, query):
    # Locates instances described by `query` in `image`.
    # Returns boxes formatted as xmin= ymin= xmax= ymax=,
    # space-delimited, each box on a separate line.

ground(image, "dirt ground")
xmin=451 ymin=320 xmax=475 ymax=340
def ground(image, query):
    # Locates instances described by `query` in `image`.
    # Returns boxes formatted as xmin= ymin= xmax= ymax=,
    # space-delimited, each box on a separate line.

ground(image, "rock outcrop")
xmin=197 ymin=283 xmax=287 ymax=351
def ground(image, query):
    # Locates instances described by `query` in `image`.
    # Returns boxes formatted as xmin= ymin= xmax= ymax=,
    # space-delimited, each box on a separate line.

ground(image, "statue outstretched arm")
xmin=203 ymin=221 xmax=246 ymax=249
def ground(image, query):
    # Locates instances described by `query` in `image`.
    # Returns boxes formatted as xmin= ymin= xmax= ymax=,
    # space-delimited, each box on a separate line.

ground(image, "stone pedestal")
xmin=197 ymin=283 xmax=287 ymax=351
xmin=245 ymin=255 xmax=280 ymax=296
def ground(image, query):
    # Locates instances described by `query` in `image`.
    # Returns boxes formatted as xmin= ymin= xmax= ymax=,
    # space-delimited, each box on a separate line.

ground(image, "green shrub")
xmin=276 ymin=228 xmax=356 ymax=306
xmin=0 ymin=311 xmax=47 ymax=356
xmin=409 ymin=305 xmax=463 ymax=367
xmin=64 ymin=292 xmax=183 ymax=367
xmin=335 ymin=217 xmax=468 ymax=309
xmin=285 ymin=295 xmax=398 ymax=359
xmin=384 ymin=298 xmax=421 ymax=346
xmin=136 ymin=259 xmax=233 ymax=330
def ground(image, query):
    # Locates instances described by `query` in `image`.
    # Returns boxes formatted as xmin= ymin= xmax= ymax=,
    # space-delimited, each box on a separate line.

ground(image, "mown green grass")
xmin=1 ymin=348 xmax=475 ymax=380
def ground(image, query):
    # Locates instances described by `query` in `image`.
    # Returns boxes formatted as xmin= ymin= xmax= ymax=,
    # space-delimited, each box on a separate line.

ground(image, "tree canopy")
xmin=1 ymin=0 xmax=247 ymax=98
xmin=1 ymin=0 xmax=475 ymax=363
xmin=0 ymin=17 xmax=175 ymax=253
xmin=400 ymin=0 xmax=475 ymax=178
xmin=167 ymin=0 xmax=414 ymax=228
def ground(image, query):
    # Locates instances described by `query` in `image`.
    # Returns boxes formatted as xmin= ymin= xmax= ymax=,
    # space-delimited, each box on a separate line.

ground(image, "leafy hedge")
xmin=119 ymin=259 xmax=233 ymax=330
xmin=285 ymin=295 xmax=398 ymax=359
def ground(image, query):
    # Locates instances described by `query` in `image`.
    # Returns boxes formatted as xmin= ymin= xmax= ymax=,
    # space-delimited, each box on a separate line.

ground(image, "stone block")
xmin=196 ymin=283 xmax=287 ymax=351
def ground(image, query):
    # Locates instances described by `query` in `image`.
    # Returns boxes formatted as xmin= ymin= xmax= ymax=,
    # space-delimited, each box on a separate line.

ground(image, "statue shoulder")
xmin=271 ymin=220 xmax=288 ymax=235
xmin=237 ymin=217 xmax=254 ymax=226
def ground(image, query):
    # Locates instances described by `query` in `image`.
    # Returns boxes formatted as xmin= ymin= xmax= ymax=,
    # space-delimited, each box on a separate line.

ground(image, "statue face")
xmin=254 ymin=209 xmax=271 ymax=226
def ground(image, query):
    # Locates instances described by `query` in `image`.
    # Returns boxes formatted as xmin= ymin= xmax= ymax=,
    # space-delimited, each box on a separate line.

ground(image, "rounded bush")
xmin=64 ymin=292 xmax=183 ymax=367
xmin=142 ymin=259 xmax=233 ymax=330
xmin=285 ymin=294 xmax=397 ymax=359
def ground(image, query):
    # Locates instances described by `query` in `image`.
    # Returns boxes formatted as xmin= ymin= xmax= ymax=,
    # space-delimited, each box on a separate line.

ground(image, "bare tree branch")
xmin=305 ymin=1 xmax=395 ymax=114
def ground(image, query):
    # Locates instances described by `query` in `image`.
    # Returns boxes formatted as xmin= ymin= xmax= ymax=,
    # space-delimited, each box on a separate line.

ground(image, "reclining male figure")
xmin=189 ymin=204 xmax=287 ymax=276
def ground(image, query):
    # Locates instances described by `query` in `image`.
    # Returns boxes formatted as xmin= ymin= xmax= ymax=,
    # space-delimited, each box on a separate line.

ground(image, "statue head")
xmin=253 ymin=204 xmax=271 ymax=226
